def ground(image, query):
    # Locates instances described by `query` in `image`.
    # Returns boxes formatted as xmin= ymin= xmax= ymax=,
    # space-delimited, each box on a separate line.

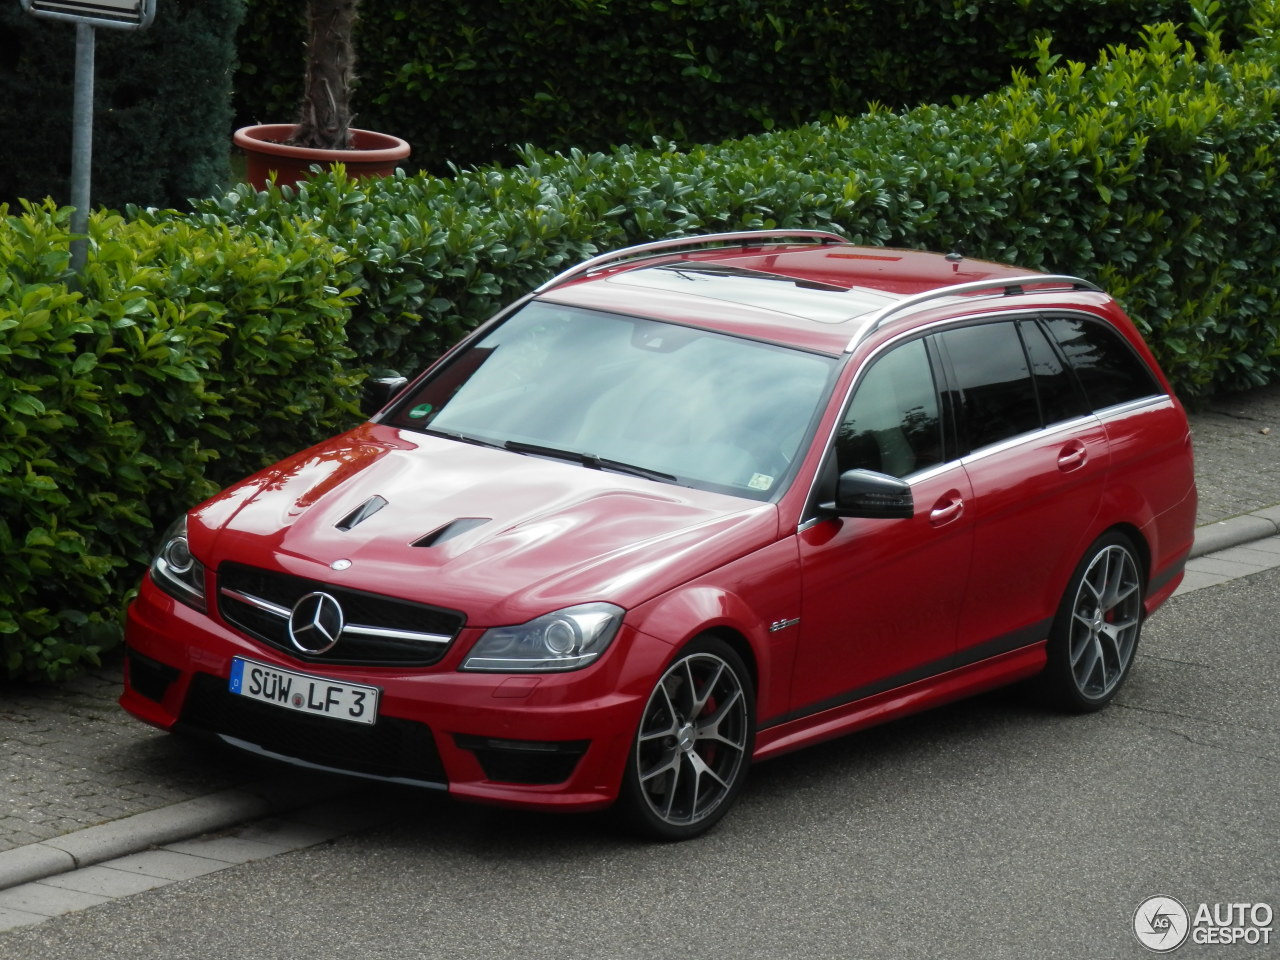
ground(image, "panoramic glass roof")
xmin=603 ymin=263 xmax=897 ymax=325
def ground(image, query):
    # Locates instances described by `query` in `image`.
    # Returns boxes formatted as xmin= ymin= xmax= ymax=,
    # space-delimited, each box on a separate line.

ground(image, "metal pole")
xmin=69 ymin=21 xmax=95 ymax=276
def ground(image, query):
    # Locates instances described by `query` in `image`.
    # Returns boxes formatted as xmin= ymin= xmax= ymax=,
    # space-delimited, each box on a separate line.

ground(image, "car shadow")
xmin=340 ymin=684 xmax=1069 ymax=854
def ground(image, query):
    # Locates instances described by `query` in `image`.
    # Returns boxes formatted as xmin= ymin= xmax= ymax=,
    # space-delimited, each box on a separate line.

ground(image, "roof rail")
xmin=534 ymin=229 xmax=847 ymax=294
xmin=846 ymin=274 xmax=1102 ymax=352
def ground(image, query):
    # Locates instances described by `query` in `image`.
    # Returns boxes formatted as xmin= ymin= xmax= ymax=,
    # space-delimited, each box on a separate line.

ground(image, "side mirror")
xmin=360 ymin=374 xmax=409 ymax=418
xmin=821 ymin=468 xmax=913 ymax=519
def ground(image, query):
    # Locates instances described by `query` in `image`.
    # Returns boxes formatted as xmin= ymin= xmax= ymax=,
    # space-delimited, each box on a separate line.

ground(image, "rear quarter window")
xmin=1043 ymin=315 xmax=1163 ymax=410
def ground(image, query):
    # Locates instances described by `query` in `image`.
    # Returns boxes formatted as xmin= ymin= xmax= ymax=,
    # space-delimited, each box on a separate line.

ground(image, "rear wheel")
xmin=619 ymin=636 xmax=754 ymax=841
xmin=1044 ymin=532 xmax=1144 ymax=711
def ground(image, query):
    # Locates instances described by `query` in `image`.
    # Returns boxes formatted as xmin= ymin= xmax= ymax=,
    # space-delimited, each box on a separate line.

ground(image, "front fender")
xmin=626 ymin=537 xmax=802 ymax=727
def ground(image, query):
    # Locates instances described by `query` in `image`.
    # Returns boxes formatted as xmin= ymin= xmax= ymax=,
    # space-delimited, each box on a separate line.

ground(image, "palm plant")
xmin=292 ymin=0 xmax=359 ymax=150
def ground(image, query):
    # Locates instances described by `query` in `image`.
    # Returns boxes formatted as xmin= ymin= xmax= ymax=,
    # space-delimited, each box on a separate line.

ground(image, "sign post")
xmin=20 ymin=0 xmax=157 ymax=275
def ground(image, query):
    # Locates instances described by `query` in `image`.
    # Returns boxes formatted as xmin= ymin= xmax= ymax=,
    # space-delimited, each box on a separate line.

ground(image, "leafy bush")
xmin=0 ymin=201 xmax=358 ymax=680
xmin=212 ymin=1 xmax=1280 ymax=396
xmin=184 ymin=169 xmax=606 ymax=374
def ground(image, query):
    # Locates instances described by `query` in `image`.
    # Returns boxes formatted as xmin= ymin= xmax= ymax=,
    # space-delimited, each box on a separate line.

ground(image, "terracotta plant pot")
xmin=233 ymin=123 xmax=411 ymax=189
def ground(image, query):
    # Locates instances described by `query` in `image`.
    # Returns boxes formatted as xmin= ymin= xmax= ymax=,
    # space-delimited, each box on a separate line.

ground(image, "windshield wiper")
xmin=423 ymin=428 xmax=504 ymax=450
xmin=503 ymin=441 xmax=677 ymax=482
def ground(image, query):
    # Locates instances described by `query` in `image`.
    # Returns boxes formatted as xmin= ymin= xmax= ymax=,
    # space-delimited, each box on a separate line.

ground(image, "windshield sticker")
xmin=408 ymin=403 xmax=434 ymax=419
xmin=748 ymin=473 xmax=774 ymax=491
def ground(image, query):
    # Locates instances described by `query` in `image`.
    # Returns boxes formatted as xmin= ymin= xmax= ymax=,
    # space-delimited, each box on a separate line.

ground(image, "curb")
xmin=1189 ymin=505 xmax=1280 ymax=558
xmin=0 ymin=774 xmax=356 ymax=892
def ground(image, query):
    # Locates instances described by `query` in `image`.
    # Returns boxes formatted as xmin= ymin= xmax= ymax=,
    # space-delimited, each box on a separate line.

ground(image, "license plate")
xmin=229 ymin=658 xmax=379 ymax=726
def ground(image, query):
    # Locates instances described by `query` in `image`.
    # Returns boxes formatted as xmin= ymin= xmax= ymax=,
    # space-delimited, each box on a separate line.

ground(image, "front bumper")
xmin=121 ymin=574 xmax=661 ymax=812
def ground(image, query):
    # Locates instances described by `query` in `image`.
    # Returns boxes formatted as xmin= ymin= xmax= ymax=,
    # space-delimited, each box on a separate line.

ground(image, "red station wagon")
xmin=121 ymin=231 xmax=1197 ymax=839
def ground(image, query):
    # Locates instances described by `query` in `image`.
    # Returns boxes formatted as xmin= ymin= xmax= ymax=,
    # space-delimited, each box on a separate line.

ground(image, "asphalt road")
xmin=3 ymin=567 xmax=1277 ymax=960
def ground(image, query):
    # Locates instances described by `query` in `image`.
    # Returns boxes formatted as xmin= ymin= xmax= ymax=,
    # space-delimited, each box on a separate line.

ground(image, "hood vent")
xmin=413 ymin=517 xmax=491 ymax=548
xmin=335 ymin=495 xmax=388 ymax=531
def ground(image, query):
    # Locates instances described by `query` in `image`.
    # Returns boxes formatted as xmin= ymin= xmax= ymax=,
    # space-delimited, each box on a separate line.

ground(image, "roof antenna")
xmin=945 ymin=248 xmax=964 ymax=272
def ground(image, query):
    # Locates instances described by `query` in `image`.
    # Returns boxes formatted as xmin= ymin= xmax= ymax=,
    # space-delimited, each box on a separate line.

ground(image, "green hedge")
xmin=0 ymin=0 xmax=243 ymax=211
xmin=4 ymin=2 xmax=1278 ymax=680
xmin=211 ymin=2 xmax=1280 ymax=397
xmin=235 ymin=0 xmax=1246 ymax=171
xmin=0 ymin=201 xmax=359 ymax=680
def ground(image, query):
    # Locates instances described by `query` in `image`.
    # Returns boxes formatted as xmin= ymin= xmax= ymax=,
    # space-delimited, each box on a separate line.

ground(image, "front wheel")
xmin=1043 ymin=531 xmax=1145 ymax=712
xmin=618 ymin=636 xmax=755 ymax=841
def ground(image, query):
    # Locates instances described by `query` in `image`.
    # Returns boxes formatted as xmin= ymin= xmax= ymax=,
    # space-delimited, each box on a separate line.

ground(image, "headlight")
xmin=150 ymin=515 xmax=207 ymax=612
xmin=461 ymin=603 xmax=624 ymax=672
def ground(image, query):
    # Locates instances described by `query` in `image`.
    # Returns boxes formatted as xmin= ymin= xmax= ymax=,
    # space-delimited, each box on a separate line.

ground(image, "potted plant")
xmin=233 ymin=0 xmax=409 ymax=189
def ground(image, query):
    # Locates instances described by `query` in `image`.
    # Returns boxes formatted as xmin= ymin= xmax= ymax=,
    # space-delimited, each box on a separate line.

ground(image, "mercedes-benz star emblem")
xmin=287 ymin=592 xmax=345 ymax=655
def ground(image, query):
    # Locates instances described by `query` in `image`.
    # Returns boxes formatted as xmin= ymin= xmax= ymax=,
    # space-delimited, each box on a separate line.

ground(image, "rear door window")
xmin=937 ymin=322 xmax=1040 ymax=451
xmin=1020 ymin=319 xmax=1092 ymax=426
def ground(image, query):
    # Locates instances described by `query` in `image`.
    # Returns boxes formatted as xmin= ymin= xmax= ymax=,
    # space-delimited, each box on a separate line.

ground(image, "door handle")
xmin=929 ymin=494 xmax=964 ymax=526
xmin=1057 ymin=440 xmax=1088 ymax=472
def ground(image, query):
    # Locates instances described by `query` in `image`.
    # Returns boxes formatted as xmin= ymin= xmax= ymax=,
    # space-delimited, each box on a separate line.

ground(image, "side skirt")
xmin=752 ymin=642 xmax=1047 ymax=763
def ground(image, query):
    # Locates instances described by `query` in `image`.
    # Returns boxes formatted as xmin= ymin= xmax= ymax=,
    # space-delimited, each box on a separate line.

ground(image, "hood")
xmin=190 ymin=423 xmax=779 ymax=626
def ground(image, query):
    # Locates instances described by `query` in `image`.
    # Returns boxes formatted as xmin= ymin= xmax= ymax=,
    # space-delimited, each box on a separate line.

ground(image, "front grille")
xmin=180 ymin=672 xmax=447 ymax=786
xmin=217 ymin=562 xmax=465 ymax=667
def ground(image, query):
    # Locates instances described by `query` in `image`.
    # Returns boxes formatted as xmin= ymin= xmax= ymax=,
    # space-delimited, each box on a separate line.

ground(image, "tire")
xmin=1043 ymin=531 xmax=1145 ymax=712
xmin=618 ymin=636 xmax=755 ymax=841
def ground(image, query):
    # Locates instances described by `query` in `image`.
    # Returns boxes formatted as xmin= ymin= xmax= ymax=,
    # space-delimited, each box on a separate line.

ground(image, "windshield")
xmin=386 ymin=302 xmax=837 ymax=500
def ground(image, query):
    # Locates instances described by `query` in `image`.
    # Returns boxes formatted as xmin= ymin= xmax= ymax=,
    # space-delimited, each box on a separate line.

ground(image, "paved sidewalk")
xmin=2 ymin=383 xmax=1280 ymax=926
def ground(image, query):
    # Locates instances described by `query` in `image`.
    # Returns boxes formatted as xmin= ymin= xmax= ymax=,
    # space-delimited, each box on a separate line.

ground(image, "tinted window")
xmin=838 ymin=339 xmax=943 ymax=478
xmin=1044 ymin=315 xmax=1162 ymax=410
xmin=1021 ymin=319 xmax=1091 ymax=426
xmin=940 ymin=322 xmax=1039 ymax=450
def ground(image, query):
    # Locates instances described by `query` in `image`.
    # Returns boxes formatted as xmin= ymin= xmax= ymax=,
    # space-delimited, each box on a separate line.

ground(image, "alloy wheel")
xmin=1067 ymin=543 xmax=1142 ymax=701
xmin=632 ymin=647 xmax=751 ymax=834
